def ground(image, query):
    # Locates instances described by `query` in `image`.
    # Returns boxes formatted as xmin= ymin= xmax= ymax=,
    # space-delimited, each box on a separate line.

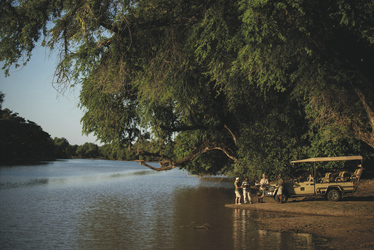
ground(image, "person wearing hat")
xmin=234 ymin=177 xmax=242 ymax=204
xmin=276 ymin=174 xmax=284 ymax=203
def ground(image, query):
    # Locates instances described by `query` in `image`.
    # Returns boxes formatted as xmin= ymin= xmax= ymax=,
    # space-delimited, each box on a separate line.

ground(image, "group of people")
xmin=234 ymin=177 xmax=254 ymax=204
xmin=234 ymin=174 xmax=284 ymax=204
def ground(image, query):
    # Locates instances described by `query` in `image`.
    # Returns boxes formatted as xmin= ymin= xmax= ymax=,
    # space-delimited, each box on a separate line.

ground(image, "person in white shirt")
xmin=258 ymin=174 xmax=269 ymax=203
xmin=234 ymin=177 xmax=242 ymax=204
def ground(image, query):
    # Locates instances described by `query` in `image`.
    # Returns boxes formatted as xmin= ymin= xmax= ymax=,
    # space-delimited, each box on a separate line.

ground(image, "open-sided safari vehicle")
xmin=265 ymin=156 xmax=364 ymax=203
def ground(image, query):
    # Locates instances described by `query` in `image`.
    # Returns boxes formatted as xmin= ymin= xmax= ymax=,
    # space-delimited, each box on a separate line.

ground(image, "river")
xmin=0 ymin=159 xmax=328 ymax=249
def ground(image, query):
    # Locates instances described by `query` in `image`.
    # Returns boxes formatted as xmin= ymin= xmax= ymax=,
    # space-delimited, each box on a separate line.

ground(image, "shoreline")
xmin=224 ymin=179 xmax=374 ymax=250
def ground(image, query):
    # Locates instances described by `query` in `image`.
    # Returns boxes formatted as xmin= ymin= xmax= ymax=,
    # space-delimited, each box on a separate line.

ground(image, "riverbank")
xmin=225 ymin=179 xmax=374 ymax=249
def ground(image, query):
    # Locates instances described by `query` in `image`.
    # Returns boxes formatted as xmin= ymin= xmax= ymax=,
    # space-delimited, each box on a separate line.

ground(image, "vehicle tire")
xmin=274 ymin=194 xmax=288 ymax=203
xmin=327 ymin=189 xmax=341 ymax=201
xmin=282 ymin=194 xmax=288 ymax=203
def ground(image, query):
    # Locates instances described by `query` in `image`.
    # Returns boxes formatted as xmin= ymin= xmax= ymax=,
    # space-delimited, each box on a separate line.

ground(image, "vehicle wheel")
xmin=274 ymin=194 xmax=288 ymax=203
xmin=327 ymin=189 xmax=341 ymax=201
xmin=282 ymin=195 xmax=288 ymax=203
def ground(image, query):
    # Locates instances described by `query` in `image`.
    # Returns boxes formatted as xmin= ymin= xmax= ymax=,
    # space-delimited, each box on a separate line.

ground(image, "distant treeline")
xmin=0 ymin=92 xmax=151 ymax=164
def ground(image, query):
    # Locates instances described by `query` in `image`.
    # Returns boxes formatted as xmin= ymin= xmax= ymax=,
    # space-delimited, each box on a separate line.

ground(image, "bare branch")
xmin=136 ymin=160 xmax=177 ymax=171
xmin=224 ymin=124 xmax=237 ymax=145
xmin=132 ymin=141 xmax=238 ymax=171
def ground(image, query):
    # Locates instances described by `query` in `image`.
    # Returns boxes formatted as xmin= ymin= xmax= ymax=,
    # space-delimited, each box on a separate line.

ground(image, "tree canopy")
xmin=0 ymin=92 xmax=56 ymax=162
xmin=1 ymin=0 xmax=374 ymax=177
xmin=0 ymin=91 xmax=106 ymax=162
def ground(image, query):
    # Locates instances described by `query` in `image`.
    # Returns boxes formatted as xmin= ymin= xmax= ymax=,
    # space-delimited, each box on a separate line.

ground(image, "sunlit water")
xmin=0 ymin=159 xmax=329 ymax=249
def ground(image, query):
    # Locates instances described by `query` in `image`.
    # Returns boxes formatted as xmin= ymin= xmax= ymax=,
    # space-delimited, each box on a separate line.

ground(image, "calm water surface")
xmin=0 ymin=159 xmax=328 ymax=249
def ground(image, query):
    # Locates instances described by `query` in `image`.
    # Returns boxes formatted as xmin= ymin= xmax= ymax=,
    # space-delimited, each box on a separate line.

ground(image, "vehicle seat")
xmin=321 ymin=172 xmax=331 ymax=183
xmin=351 ymin=168 xmax=362 ymax=180
xmin=307 ymin=175 xmax=314 ymax=182
xmin=335 ymin=171 xmax=349 ymax=182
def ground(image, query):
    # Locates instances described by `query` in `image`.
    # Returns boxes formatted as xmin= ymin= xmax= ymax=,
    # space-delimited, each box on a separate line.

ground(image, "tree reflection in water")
xmin=233 ymin=208 xmax=327 ymax=250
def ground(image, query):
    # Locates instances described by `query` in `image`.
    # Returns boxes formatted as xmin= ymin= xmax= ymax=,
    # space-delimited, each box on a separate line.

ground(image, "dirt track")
xmin=225 ymin=179 xmax=374 ymax=249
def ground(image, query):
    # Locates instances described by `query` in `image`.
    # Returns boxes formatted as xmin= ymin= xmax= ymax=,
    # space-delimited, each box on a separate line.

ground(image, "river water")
xmin=0 ymin=159 xmax=328 ymax=249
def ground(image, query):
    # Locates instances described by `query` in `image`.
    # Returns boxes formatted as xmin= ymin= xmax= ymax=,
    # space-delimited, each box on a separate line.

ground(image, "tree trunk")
xmin=353 ymin=87 xmax=374 ymax=149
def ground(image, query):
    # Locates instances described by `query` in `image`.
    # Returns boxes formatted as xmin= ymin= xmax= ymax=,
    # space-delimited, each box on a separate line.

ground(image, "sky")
xmin=0 ymin=45 xmax=99 ymax=146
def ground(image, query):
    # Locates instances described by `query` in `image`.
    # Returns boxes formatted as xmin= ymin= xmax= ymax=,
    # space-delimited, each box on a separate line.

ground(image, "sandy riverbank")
xmin=225 ymin=179 xmax=374 ymax=249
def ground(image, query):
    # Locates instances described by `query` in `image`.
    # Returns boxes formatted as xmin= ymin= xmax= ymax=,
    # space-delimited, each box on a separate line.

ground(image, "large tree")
xmin=1 ymin=0 xmax=373 ymax=175
xmin=234 ymin=0 xmax=374 ymax=148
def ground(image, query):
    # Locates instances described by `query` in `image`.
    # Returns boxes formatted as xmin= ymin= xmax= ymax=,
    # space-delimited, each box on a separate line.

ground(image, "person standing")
xmin=234 ymin=177 xmax=242 ymax=205
xmin=258 ymin=174 xmax=269 ymax=203
xmin=242 ymin=177 xmax=253 ymax=204
xmin=276 ymin=174 xmax=284 ymax=203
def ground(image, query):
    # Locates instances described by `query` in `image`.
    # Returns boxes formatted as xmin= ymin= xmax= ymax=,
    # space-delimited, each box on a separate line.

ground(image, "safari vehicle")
xmin=265 ymin=156 xmax=364 ymax=203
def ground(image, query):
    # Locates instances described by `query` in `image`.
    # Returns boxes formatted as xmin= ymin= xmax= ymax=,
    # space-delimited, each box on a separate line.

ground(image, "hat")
xmin=236 ymin=177 xmax=239 ymax=180
xmin=278 ymin=174 xmax=281 ymax=177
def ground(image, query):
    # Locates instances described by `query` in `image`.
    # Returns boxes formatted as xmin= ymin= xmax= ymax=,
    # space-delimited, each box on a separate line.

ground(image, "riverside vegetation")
xmin=1 ymin=0 xmax=374 ymax=176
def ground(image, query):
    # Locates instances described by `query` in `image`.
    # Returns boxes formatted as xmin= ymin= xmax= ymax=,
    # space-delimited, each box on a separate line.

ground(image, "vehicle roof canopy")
xmin=291 ymin=156 xmax=363 ymax=164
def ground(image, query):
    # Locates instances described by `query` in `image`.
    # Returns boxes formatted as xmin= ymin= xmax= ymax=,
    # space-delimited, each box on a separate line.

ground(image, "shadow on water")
xmin=172 ymin=187 xmax=331 ymax=250
xmin=0 ymin=178 xmax=49 ymax=190
xmin=75 ymin=185 xmax=330 ymax=249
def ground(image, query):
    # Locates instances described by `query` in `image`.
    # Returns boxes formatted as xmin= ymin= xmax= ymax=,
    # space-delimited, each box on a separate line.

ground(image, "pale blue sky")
xmin=0 ymin=45 xmax=99 ymax=145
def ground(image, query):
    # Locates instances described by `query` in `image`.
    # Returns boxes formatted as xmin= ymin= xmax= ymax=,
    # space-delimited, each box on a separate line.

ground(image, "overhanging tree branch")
xmin=133 ymin=141 xmax=238 ymax=171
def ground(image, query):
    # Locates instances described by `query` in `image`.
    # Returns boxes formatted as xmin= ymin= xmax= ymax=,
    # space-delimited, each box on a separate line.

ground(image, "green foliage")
xmin=0 ymin=93 xmax=57 ymax=163
xmin=76 ymin=142 xmax=99 ymax=158
xmin=53 ymin=137 xmax=70 ymax=158
xmin=305 ymin=131 xmax=374 ymax=170
xmin=0 ymin=0 xmax=51 ymax=75
xmin=232 ymin=92 xmax=309 ymax=179
xmin=2 ymin=1 xmax=374 ymax=176
xmin=0 ymin=91 xmax=103 ymax=163
xmin=235 ymin=0 xmax=374 ymax=149
xmin=69 ymin=144 xmax=78 ymax=157
xmin=0 ymin=92 xmax=4 ymax=108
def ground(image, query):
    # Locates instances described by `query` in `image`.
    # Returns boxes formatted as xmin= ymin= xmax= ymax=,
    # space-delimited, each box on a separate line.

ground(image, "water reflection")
xmin=0 ymin=160 xmax=329 ymax=249
xmin=76 ymin=191 xmax=176 ymax=249
xmin=233 ymin=209 xmax=255 ymax=249
xmin=232 ymin=209 xmax=328 ymax=250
